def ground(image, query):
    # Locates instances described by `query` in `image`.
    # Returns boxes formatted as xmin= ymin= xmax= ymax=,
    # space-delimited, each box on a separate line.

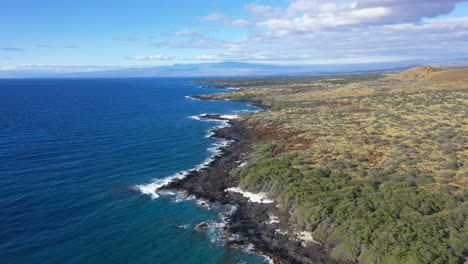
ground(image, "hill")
xmin=391 ymin=66 xmax=468 ymax=81
xmin=200 ymin=70 xmax=468 ymax=263
xmin=430 ymin=68 xmax=468 ymax=81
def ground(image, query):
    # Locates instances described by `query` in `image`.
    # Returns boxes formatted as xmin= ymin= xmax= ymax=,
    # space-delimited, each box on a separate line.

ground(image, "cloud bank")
xmin=192 ymin=0 xmax=468 ymax=63
xmin=135 ymin=0 xmax=467 ymax=64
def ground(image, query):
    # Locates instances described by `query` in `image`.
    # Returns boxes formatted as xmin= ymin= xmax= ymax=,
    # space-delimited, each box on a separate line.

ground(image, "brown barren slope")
xmin=391 ymin=66 xmax=468 ymax=81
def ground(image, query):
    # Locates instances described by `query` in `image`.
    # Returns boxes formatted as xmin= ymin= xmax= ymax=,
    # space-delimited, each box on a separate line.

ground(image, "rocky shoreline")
xmin=164 ymin=99 xmax=343 ymax=263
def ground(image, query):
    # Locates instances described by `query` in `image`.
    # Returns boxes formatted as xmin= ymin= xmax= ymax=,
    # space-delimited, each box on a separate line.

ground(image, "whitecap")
xmin=189 ymin=115 xmax=201 ymax=120
xmin=262 ymin=255 xmax=275 ymax=264
xmin=185 ymin=95 xmax=202 ymax=101
xmin=196 ymin=199 xmax=212 ymax=210
xmin=134 ymin=171 xmax=188 ymax=199
xmin=243 ymin=243 xmax=256 ymax=254
xmin=205 ymin=131 xmax=216 ymax=138
xmin=219 ymin=114 xmax=239 ymax=120
xmin=135 ymin=139 xmax=233 ymax=199
xmin=135 ymin=109 xmax=242 ymax=200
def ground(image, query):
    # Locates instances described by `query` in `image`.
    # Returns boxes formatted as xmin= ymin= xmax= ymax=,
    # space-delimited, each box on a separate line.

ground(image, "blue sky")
xmin=1 ymin=0 xmax=468 ymax=70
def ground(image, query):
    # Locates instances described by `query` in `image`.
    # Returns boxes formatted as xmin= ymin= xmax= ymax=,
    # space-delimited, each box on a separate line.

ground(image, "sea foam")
xmin=189 ymin=114 xmax=233 ymax=138
xmin=134 ymin=171 xmax=188 ymax=199
xmin=134 ymin=114 xmax=234 ymax=199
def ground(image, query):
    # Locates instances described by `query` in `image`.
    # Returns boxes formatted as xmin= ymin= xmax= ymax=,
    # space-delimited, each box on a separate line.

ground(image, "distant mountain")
xmin=52 ymin=61 xmax=419 ymax=78
xmin=53 ymin=62 xmax=293 ymax=78
xmin=1 ymin=59 xmax=467 ymax=78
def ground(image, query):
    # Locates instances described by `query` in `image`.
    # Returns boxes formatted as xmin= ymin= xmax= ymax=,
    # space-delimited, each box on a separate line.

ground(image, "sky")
xmin=1 ymin=0 xmax=468 ymax=72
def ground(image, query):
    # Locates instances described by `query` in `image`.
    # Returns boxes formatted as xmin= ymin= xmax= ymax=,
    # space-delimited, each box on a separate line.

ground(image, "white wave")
xmin=225 ymin=204 xmax=237 ymax=216
xmin=204 ymin=120 xmax=231 ymax=138
xmin=189 ymin=114 xmax=239 ymax=133
xmin=189 ymin=114 xmax=232 ymax=126
xmin=190 ymin=199 xmax=274 ymax=263
xmin=158 ymin=190 xmax=177 ymax=196
xmin=262 ymin=255 xmax=275 ymax=264
xmin=135 ymin=109 xmax=244 ymax=200
xmin=215 ymin=120 xmax=230 ymax=129
xmin=194 ymin=204 xmax=237 ymax=244
xmin=196 ymin=199 xmax=212 ymax=210
xmin=135 ymin=138 xmax=233 ymax=199
xmin=225 ymin=87 xmax=241 ymax=91
xmin=206 ymin=131 xmax=216 ymax=138
xmin=173 ymin=193 xmax=197 ymax=203
xmin=244 ymin=243 xmax=256 ymax=254
xmin=219 ymin=114 xmax=239 ymax=120
xmin=134 ymin=171 xmax=188 ymax=199
xmin=191 ymin=114 xmax=228 ymax=122
xmin=189 ymin=115 xmax=201 ymax=120
xmin=194 ymin=140 xmax=233 ymax=170
xmin=185 ymin=95 xmax=201 ymax=101
xmin=207 ymin=140 xmax=234 ymax=156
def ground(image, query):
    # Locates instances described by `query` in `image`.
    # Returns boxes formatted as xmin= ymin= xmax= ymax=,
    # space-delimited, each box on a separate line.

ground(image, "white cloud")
xmin=134 ymin=54 xmax=172 ymax=60
xmin=171 ymin=29 xmax=204 ymax=37
xmin=256 ymin=0 xmax=465 ymax=33
xmin=138 ymin=1 xmax=468 ymax=64
xmin=245 ymin=3 xmax=282 ymax=17
xmin=355 ymin=0 xmax=461 ymax=21
xmin=200 ymin=12 xmax=224 ymax=22
xmin=213 ymin=15 xmax=468 ymax=63
xmin=225 ymin=19 xmax=250 ymax=27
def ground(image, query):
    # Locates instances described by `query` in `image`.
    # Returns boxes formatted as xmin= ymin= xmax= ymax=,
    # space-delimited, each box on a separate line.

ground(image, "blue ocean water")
xmin=0 ymin=78 xmax=268 ymax=264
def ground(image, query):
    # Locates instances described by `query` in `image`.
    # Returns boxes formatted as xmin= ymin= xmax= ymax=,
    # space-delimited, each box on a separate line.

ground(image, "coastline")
xmin=163 ymin=95 xmax=341 ymax=263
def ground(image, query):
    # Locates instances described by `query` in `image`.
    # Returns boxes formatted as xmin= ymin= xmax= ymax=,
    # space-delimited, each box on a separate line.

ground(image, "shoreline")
xmin=163 ymin=98 xmax=340 ymax=263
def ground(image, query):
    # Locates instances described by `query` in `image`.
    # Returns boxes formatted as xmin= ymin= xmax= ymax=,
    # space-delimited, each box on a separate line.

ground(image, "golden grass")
xmin=390 ymin=66 xmax=468 ymax=82
xmin=206 ymin=69 xmax=468 ymax=192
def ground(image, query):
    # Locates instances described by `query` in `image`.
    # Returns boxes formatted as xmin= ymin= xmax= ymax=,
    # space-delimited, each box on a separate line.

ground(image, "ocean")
xmin=0 ymin=78 xmax=269 ymax=263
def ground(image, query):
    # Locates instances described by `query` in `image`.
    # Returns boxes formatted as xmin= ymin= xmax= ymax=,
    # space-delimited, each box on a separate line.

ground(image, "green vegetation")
xmin=237 ymin=145 xmax=466 ymax=263
xmin=204 ymin=72 xmax=468 ymax=263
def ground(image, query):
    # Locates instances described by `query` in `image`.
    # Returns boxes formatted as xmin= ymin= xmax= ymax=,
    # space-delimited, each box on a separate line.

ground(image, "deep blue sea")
xmin=0 ymin=78 xmax=269 ymax=264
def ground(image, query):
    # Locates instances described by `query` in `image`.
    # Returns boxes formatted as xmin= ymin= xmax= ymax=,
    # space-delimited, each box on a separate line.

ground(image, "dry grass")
xmin=206 ymin=68 xmax=468 ymax=192
xmin=390 ymin=66 xmax=468 ymax=82
xmin=203 ymin=68 xmax=468 ymax=263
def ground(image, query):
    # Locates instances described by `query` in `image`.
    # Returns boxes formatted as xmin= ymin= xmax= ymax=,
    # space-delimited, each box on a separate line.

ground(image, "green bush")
xmin=236 ymin=147 xmax=467 ymax=263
